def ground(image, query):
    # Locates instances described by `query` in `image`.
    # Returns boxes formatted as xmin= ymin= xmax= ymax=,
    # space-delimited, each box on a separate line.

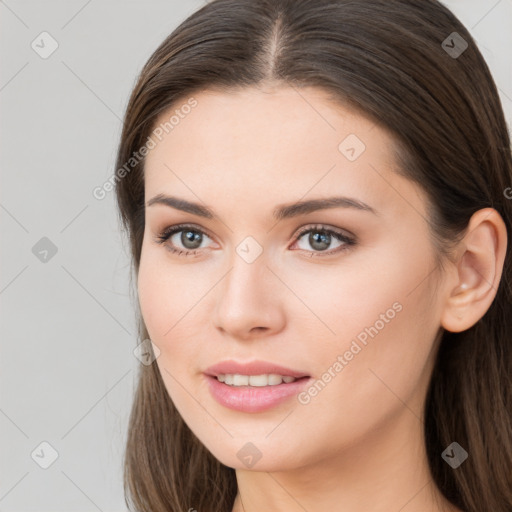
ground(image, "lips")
xmin=205 ymin=375 xmax=311 ymax=412
xmin=204 ymin=360 xmax=310 ymax=379
xmin=203 ymin=359 xmax=312 ymax=413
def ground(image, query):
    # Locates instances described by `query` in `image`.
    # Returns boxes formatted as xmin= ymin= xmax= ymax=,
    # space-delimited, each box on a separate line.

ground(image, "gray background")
xmin=1 ymin=1 xmax=511 ymax=511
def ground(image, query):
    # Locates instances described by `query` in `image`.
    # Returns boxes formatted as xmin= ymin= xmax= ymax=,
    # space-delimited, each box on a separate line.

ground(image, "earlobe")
xmin=440 ymin=208 xmax=507 ymax=333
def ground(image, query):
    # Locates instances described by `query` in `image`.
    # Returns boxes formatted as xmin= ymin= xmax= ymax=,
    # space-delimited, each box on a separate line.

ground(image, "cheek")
xmin=137 ymin=247 xmax=214 ymax=381
xmin=137 ymin=260 xmax=165 ymax=340
xmin=282 ymin=236 xmax=431 ymax=347
xmin=293 ymin=239 xmax=440 ymax=425
xmin=137 ymin=243 xmax=202 ymax=340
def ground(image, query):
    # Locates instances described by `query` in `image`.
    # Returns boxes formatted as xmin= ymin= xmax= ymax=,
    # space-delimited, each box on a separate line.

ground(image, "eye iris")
xmin=182 ymin=230 xmax=202 ymax=249
xmin=309 ymin=231 xmax=331 ymax=251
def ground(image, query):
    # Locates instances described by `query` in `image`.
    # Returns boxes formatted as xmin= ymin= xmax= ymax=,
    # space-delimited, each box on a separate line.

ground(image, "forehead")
xmin=143 ymin=86 xmax=427 ymax=221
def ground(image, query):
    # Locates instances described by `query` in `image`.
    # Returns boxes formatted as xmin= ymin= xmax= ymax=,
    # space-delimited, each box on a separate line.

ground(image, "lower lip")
xmin=205 ymin=375 xmax=311 ymax=413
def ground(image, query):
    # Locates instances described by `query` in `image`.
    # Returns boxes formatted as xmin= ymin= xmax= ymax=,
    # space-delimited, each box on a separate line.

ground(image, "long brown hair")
xmin=114 ymin=1 xmax=512 ymax=510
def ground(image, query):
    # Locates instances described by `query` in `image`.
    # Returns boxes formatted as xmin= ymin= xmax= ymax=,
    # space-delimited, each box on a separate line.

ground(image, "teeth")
xmin=217 ymin=374 xmax=298 ymax=386
xmin=233 ymin=374 xmax=249 ymax=386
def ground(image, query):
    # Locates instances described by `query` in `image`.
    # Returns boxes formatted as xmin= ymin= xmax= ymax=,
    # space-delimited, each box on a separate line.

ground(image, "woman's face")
xmin=138 ymin=85 xmax=447 ymax=470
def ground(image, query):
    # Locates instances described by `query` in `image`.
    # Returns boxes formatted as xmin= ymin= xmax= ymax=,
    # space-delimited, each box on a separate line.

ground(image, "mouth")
xmin=204 ymin=367 xmax=312 ymax=413
xmin=214 ymin=373 xmax=308 ymax=387
xmin=204 ymin=359 xmax=310 ymax=381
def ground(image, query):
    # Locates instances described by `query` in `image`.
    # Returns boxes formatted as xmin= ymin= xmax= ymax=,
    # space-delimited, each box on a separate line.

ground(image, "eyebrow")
xmin=146 ymin=194 xmax=377 ymax=220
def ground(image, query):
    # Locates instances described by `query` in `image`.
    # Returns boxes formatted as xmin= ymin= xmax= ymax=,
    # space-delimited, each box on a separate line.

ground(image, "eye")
xmin=154 ymin=223 xmax=356 ymax=258
xmin=154 ymin=224 xmax=214 ymax=256
xmin=290 ymin=224 xmax=356 ymax=257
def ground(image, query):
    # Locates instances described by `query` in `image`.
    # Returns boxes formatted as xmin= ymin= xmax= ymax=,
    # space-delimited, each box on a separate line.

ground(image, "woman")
xmin=114 ymin=0 xmax=512 ymax=510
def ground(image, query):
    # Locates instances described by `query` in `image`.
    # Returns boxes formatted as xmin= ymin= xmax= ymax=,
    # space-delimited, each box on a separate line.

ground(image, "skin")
xmin=138 ymin=85 xmax=507 ymax=512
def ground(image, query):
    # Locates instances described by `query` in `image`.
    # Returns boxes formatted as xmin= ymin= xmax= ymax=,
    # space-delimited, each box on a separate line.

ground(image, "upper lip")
xmin=204 ymin=360 xmax=310 ymax=379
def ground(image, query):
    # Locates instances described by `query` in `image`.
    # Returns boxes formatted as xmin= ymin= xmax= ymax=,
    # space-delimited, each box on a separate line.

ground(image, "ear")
xmin=440 ymin=208 xmax=508 ymax=333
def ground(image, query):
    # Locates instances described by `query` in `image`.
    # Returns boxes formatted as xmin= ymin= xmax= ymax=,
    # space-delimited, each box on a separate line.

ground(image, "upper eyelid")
xmin=295 ymin=224 xmax=354 ymax=238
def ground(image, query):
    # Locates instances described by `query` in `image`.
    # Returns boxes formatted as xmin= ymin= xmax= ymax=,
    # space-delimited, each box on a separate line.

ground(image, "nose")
xmin=212 ymin=253 xmax=286 ymax=340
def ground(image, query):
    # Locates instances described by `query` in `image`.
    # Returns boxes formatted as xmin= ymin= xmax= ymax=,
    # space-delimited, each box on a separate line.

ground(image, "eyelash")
xmin=154 ymin=223 xmax=356 ymax=258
